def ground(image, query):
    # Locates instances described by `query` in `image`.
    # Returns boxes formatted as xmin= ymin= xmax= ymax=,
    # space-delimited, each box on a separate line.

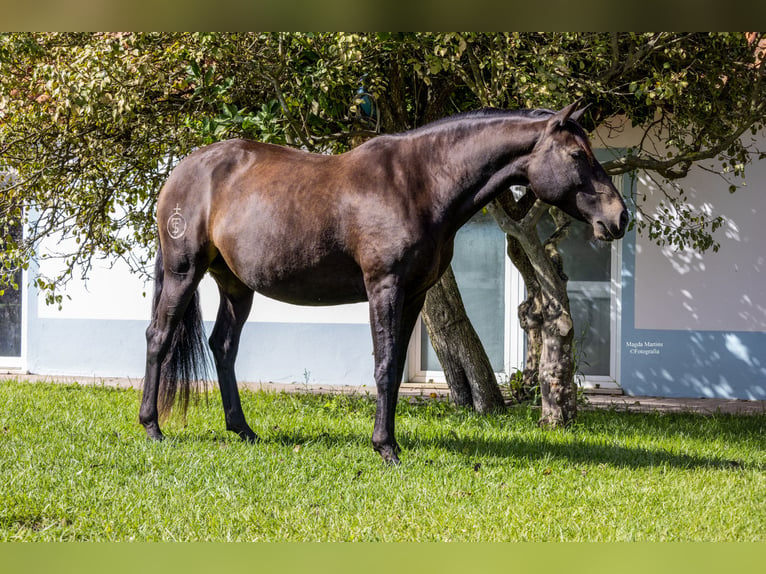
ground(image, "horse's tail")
xmin=152 ymin=245 xmax=211 ymax=422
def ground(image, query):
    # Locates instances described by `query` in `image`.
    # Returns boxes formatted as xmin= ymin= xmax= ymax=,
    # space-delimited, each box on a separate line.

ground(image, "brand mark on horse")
xmin=167 ymin=204 xmax=186 ymax=239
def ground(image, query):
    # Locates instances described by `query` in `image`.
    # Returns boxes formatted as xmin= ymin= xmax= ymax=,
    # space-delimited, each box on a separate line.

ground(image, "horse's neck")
xmin=425 ymin=118 xmax=543 ymax=231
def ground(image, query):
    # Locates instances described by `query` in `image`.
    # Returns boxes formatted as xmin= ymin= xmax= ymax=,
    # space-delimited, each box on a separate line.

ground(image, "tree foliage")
xmin=2 ymin=32 xmax=765 ymax=301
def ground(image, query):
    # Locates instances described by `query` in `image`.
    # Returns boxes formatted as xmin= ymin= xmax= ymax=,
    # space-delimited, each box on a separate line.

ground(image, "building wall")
xmin=26 ymin=252 xmax=375 ymax=386
xmin=617 ymin=133 xmax=766 ymax=400
xmin=17 ymin=125 xmax=766 ymax=401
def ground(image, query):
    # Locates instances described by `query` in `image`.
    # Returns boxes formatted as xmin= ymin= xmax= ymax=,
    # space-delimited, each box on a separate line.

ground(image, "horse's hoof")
xmin=145 ymin=428 xmax=164 ymax=442
xmin=232 ymin=426 xmax=259 ymax=443
xmin=377 ymin=445 xmax=401 ymax=465
xmin=241 ymin=431 xmax=259 ymax=443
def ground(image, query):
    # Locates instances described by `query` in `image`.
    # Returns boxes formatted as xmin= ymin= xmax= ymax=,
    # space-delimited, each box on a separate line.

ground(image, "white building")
xmin=2 ymin=125 xmax=766 ymax=401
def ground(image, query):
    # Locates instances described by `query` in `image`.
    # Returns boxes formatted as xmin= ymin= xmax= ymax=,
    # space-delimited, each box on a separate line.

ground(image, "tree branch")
xmin=265 ymin=74 xmax=312 ymax=149
xmin=601 ymin=112 xmax=763 ymax=179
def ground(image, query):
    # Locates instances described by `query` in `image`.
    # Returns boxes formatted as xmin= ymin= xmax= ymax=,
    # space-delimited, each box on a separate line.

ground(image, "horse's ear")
xmin=550 ymin=102 xmax=579 ymax=128
xmin=570 ymin=103 xmax=591 ymax=124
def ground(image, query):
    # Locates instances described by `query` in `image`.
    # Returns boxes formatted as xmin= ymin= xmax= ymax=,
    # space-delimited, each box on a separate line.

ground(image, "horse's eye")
xmin=570 ymin=149 xmax=586 ymax=160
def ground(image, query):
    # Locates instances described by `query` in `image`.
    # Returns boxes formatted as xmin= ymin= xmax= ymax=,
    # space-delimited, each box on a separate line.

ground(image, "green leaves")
xmin=0 ymin=33 xmax=202 ymax=300
xmin=1 ymin=33 xmax=764 ymax=302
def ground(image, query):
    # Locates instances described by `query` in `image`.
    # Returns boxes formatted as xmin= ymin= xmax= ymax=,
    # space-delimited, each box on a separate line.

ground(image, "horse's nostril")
xmin=619 ymin=210 xmax=629 ymax=231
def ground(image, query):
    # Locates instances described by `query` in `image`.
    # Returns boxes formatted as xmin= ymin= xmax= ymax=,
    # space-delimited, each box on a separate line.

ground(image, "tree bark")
xmin=537 ymin=208 xmax=577 ymax=426
xmin=537 ymin=287 xmax=576 ymax=427
xmin=488 ymin=194 xmax=578 ymax=427
xmin=421 ymin=266 xmax=506 ymax=413
xmin=505 ymin=234 xmax=542 ymax=402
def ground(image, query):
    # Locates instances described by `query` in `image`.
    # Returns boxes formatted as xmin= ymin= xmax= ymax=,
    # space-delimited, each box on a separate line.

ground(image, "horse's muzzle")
xmin=594 ymin=209 xmax=629 ymax=241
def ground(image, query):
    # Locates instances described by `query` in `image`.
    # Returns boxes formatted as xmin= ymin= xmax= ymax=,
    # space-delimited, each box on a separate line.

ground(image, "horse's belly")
xmin=236 ymin=255 xmax=368 ymax=306
xmin=256 ymin=279 xmax=368 ymax=306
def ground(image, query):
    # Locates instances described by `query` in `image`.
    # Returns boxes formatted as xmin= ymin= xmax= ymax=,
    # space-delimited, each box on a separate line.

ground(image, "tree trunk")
xmin=537 ymin=208 xmax=577 ymax=426
xmin=488 ymin=194 xmax=578 ymax=427
xmin=537 ymin=289 xmax=576 ymax=427
xmin=421 ymin=266 xmax=506 ymax=413
xmin=505 ymin=234 xmax=542 ymax=402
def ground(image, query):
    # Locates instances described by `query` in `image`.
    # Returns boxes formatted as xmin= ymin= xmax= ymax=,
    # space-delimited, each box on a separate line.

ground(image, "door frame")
xmin=0 ymin=266 xmax=28 ymax=372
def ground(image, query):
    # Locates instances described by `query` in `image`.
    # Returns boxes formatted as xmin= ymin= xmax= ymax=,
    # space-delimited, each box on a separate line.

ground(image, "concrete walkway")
xmin=4 ymin=373 xmax=766 ymax=416
xmin=583 ymin=393 xmax=766 ymax=415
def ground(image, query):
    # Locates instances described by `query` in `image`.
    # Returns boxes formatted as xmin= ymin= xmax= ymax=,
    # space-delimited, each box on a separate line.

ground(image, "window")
xmin=408 ymin=210 xmax=507 ymax=383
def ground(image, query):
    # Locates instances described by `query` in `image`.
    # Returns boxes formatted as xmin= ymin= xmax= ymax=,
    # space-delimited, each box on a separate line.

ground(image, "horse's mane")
xmin=393 ymin=107 xmax=557 ymax=138
xmin=432 ymin=107 xmax=555 ymax=125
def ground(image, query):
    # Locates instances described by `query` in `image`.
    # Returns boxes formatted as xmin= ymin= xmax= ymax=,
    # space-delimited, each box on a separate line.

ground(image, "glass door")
xmin=409 ymin=210 xmax=507 ymax=383
xmin=0 ymin=222 xmax=23 ymax=369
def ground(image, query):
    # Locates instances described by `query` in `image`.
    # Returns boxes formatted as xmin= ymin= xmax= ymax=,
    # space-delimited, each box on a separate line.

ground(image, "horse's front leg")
xmin=209 ymin=273 xmax=258 ymax=442
xmin=367 ymin=277 xmax=424 ymax=464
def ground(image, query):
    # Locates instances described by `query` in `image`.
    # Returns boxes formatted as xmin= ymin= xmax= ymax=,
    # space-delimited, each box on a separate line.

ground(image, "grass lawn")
xmin=1 ymin=378 xmax=765 ymax=541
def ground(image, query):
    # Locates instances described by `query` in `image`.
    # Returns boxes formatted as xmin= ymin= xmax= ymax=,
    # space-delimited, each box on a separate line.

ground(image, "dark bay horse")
xmin=140 ymin=102 xmax=628 ymax=463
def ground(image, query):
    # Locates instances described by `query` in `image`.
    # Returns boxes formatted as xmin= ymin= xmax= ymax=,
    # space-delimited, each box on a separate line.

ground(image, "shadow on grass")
xmin=154 ymin=418 xmax=759 ymax=472
xmin=407 ymin=433 xmax=756 ymax=471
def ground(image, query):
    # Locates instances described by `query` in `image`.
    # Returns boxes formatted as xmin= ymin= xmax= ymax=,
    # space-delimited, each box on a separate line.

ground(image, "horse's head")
xmin=525 ymin=103 xmax=628 ymax=241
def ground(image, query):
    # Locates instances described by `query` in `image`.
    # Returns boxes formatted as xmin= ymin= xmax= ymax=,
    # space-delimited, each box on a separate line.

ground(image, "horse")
xmin=140 ymin=102 xmax=629 ymax=464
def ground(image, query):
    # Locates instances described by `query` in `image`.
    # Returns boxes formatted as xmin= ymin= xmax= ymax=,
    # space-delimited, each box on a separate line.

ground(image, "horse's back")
xmin=163 ymin=138 xmax=317 ymax=194
xmin=158 ymin=139 xmax=370 ymax=304
xmin=157 ymin=139 xmax=333 ymax=237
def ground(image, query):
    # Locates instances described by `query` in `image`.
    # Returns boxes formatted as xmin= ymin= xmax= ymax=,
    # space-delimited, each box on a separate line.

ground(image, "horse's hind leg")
xmin=209 ymin=262 xmax=257 ymax=442
xmin=140 ymin=262 xmax=205 ymax=440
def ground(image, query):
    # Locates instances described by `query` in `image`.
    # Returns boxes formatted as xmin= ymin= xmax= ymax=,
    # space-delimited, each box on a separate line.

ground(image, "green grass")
xmin=1 ymin=378 xmax=765 ymax=541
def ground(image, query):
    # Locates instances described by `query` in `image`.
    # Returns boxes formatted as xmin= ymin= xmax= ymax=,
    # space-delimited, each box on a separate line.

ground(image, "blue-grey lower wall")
xmin=229 ymin=322 xmax=375 ymax=387
xmin=620 ymin=329 xmax=766 ymax=400
xmin=28 ymin=318 xmax=147 ymax=379
xmin=620 ymin=231 xmax=766 ymax=400
xmin=26 ymin=318 xmax=375 ymax=387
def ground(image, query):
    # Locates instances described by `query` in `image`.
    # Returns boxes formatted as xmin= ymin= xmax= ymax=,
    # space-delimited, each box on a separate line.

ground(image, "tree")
xmin=3 ymin=33 xmax=766 ymax=424
xmin=1 ymin=33 xmax=202 ymax=303
xmin=0 ymin=31 xmax=507 ymax=412
xmin=433 ymin=32 xmax=766 ymax=424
